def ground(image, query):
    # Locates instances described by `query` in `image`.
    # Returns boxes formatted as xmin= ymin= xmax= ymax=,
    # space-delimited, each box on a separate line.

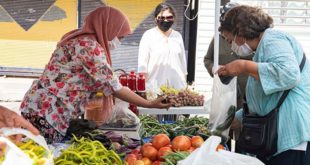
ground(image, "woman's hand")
xmin=114 ymin=87 xmax=171 ymax=109
xmin=148 ymin=96 xmax=171 ymax=109
xmin=217 ymin=60 xmax=246 ymax=77
xmin=0 ymin=105 xmax=40 ymax=156
xmin=217 ymin=60 xmax=259 ymax=80
xmin=0 ymin=105 xmax=40 ymax=136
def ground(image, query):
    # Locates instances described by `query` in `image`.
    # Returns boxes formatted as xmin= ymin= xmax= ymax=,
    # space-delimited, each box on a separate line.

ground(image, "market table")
xmin=138 ymin=106 xmax=207 ymax=115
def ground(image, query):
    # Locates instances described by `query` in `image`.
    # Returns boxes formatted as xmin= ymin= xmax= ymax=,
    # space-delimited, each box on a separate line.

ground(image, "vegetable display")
xmin=66 ymin=124 xmax=141 ymax=157
xmin=54 ymin=136 xmax=122 ymax=165
xmin=161 ymin=151 xmax=190 ymax=165
xmin=0 ymin=139 xmax=50 ymax=165
xmin=140 ymin=115 xmax=210 ymax=139
xmin=125 ymin=134 xmax=204 ymax=165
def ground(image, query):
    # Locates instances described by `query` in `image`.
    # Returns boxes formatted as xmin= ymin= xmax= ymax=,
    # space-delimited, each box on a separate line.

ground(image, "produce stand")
xmin=138 ymin=106 xmax=207 ymax=115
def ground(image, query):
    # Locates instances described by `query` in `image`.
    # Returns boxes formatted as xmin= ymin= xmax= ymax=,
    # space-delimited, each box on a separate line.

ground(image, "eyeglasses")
xmin=156 ymin=16 xmax=174 ymax=21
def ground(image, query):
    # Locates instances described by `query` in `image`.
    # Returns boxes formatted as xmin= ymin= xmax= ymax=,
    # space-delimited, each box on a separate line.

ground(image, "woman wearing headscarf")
xmin=20 ymin=6 xmax=170 ymax=144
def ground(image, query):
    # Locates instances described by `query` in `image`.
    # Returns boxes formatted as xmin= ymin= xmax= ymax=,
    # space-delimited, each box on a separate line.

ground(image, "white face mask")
xmin=231 ymin=36 xmax=253 ymax=56
xmin=108 ymin=37 xmax=121 ymax=50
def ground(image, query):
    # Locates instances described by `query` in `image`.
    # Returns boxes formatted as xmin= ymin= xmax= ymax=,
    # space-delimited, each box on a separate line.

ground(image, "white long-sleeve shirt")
xmin=138 ymin=27 xmax=187 ymax=90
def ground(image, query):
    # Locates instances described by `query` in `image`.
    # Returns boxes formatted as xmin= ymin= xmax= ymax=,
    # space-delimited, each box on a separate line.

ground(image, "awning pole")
xmin=214 ymin=0 xmax=221 ymax=71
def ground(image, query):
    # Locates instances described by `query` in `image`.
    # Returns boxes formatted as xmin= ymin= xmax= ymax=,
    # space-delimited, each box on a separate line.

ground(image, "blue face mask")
xmin=108 ymin=37 xmax=121 ymax=50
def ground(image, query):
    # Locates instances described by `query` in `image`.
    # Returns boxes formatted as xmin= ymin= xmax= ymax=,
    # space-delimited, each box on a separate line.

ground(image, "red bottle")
xmin=119 ymin=74 xmax=128 ymax=86
xmin=128 ymin=71 xmax=137 ymax=91
xmin=137 ymin=73 xmax=146 ymax=91
xmin=129 ymin=104 xmax=138 ymax=115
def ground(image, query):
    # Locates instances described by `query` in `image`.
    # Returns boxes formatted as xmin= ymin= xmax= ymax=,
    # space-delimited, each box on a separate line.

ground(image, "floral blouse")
xmin=20 ymin=36 xmax=122 ymax=135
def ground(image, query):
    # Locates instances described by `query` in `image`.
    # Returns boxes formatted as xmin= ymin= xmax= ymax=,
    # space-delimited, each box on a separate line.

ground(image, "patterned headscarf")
xmin=58 ymin=6 xmax=131 ymax=65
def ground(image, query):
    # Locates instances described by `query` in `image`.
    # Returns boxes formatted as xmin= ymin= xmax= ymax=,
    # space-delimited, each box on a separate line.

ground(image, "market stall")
xmin=0 ymin=1 xmax=267 ymax=165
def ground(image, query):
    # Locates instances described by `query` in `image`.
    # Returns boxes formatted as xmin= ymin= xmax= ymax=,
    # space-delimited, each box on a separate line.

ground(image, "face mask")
xmin=157 ymin=20 xmax=174 ymax=32
xmin=231 ymin=36 xmax=253 ymax=56
xmin=108 ymin=37 xmax=121 ymax=50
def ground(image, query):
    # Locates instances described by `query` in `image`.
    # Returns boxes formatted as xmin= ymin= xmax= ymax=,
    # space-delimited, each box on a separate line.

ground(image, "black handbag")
xmin=237 ymin=53 xmax=306 ymax=157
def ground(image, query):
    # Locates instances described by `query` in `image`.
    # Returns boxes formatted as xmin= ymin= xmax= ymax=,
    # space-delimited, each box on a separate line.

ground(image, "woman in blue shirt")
xmin=218 ymin=5 xmax=310 ymax=165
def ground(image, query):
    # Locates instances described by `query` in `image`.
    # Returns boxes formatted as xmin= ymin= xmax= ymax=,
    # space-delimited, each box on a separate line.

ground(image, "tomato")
xmin=171 ymin=135 xmax=191 ymax=151
xmin=187 ymin=146 xmax=195 ymax=153
xmin=157 ymin=146 xmax=172 ymax=161
xmin=142 ymin=145 xmax=158 ymax=161
xmin=216 ymin=144 xmax=225 ymax=151
xmin=131 ymin=148 xmax=142 ymax=158
xmin=134 ymin=160 xmax=145 ymax=165
xmin=165 ymin=144 xmax=172 ymax=148
xmin=125 ymin=154 xmax=137 ymax=161
xmin=152 ymin=134 xmax=171 ymax=150
xmin=136 ymin=153 xmax=143 ymax=160
xmin=141 ymin=143 xmax=153 ymax=153
xmin=141 ymin=157 xmax=153 ymax=165
xmin=125 ymin=154 xmax=137 ymax=165
xmin=131 ymin=148 xmax=141 ymax=155
xmin=191 ymin=136 xmax=204 ymax=148
xmin=152 ymin=161 xmax=161 ymax=165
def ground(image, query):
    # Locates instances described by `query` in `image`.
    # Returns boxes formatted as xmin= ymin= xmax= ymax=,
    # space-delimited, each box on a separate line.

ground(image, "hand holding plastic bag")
xmin=177 ymin=136 xmax=264 ymax=165
xmin=0 ymin=128 xmax=54 ymax=165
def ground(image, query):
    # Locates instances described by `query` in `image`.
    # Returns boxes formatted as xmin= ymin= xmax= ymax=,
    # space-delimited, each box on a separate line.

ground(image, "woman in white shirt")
xmin=138 ymin=3 xmax=187 ymax=91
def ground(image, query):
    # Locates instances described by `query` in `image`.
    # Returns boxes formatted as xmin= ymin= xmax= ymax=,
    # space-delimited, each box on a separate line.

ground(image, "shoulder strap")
xmin=275 ymin=53 xmax=306 ymax=110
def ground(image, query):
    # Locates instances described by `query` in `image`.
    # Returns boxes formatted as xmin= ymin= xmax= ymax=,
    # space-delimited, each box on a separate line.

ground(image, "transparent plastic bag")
xmin=0 ymin=128 xmax=54 ymax=165
xmin=208 ymin=74 xmax=237 ymax=142
xmin=103 ymin=98 xmax=140 ymax=128
xmin=84 ymin=95 xmax=113 ymax=126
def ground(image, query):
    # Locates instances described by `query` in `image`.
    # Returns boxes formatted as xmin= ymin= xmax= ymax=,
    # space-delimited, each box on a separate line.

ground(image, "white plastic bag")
xmin=0 ymin=128 xmax=54 ymax=165
xmin=104 ymin=98 xmax=140 ymax=128
xmin=177 ymin=136 xmax=264 ymax=165
xmin=208 ymin=74 xmax=237 ymax=140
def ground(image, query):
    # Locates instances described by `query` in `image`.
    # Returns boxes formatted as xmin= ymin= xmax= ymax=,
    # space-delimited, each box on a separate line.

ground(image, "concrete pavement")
xmin=0 ymin=76 xmax=36 ymax=113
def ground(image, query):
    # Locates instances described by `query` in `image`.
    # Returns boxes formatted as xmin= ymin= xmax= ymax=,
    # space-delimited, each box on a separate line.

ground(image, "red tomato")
xmin=191 ymin=136 xmax=204 ymax=148
xmin=141 ymin=143 xmax=153 ymax=154
xmin=187 ymin=146 xmax=195 ymax=153
xmin=157 ymin=146 xmax=173 ymax=161
xmin=134 ymin=160 xmax=145 ymax=165
xmin=125 ymin=154 xmax=137 ymax=161
xmin=216 ymin=144 xmax=225 ymax=151
xmin=131 ymin=148 xmax=141 ymax=155
xmin=152 ymin=161 xmax=161 ymax=165
xmin=152 ymin=134 xmax=171 ymax=150
xmin=171 ymin=135 xmax=191 ymax=151
xmin=142 ymin=145 xmax=158 ymax=161
xmin=141 ymin=157 xmax=153 ymax=165
xmin=126 ymin=154 xmax=137 ymax=165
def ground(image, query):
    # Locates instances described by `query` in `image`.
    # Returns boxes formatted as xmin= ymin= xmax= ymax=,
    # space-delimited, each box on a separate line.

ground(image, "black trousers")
xmin=262 ymin=142 xmax=310 ymax=165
